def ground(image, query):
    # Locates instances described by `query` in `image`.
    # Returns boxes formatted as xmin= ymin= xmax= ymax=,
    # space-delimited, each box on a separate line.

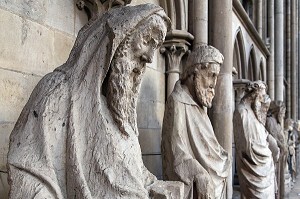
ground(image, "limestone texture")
xmin=7 ymin=4 xmax=183 ymax=199
xmin=162 ymin=45 xmax=231 ymax=199
xmin=234 ymin=81 xmax=276 ymax=198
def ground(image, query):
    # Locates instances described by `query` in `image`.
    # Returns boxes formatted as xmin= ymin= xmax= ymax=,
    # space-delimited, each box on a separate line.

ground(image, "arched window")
xmin=258 ymin=59 xmax=266 ymax=81
xmin=233 ymin=29 xmax=246 ymax=79
xmin=247 ymin=47 xmax=257 ymax=81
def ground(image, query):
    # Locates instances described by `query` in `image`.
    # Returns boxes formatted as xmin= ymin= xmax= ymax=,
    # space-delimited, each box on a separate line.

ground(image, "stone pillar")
xmin=286 ymin=0 xmax=292 ymax=118
xmin=298 ymin=0 xmax=300 ymax=119
xmin=209 ymin=0 xmax=233 ymax=197
xmin=256 ymin=0 xmax=263 ymax=37
xmin=193 ymin=0 xmax=208 ymax=47
xmin=268 ymin=0 xmax=275 ymax=100
xmin=160 ymin=30 xmax=193 ymax=97
xmin=291 ymin=0 xmax=297 ymax=120
xmin=275 ymin=0 xmax=285 ymax=101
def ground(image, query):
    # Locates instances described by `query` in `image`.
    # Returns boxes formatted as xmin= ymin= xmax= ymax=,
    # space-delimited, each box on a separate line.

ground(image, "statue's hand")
xmin=194 ymin=173 xmax=215 ymax=199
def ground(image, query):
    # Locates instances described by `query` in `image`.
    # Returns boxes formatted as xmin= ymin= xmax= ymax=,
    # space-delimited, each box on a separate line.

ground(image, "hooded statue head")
xmin=55 ymin=4 xmax=170 ymax=136
xmin=8 ymin=4 xmax=172 ymax=199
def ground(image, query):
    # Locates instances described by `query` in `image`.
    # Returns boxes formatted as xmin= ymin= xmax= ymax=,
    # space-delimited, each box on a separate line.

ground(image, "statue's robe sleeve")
xmin=162 ymin=95 xmax=209 ymax=185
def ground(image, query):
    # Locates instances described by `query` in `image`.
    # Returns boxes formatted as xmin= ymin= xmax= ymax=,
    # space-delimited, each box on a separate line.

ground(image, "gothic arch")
xmin=233 ymin=28 xmax=247 ymax=79
xmin=247 ymin=45 xmax=257 ymax=81
xmin=258 ymin=58 xmax=266 ymax=81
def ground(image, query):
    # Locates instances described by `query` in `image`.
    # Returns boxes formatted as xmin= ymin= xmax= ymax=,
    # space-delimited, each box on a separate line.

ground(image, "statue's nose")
xmin=141 ymin=54 xmax=153 ymax=63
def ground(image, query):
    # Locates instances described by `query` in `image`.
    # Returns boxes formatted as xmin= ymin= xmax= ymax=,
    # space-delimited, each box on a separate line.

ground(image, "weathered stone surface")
xmin=0 ymin=69 xmax=41 ymax=122
xmin=265 ymin=101 xmax=287 ymax=199
xmin=74 ymin=6 xmax=89 ymax=36
xmin=7 ymin=4 xmax=183 ymax=198
xmin=162 ymin=45 xmax=231 ymax=199
xmin=0 ymin=9 xmax=74 ymax=76
xmin=234 ymin=81 xmax=276 ymax=198
xmin=0 ymin=122 xmax=14 ymax=171
xmin=0 ymin=0 xmax=76 ymax=35
xmin=0 ymin=172 xmax=9 ymax=199
xmin=0 ymin=0 xmax=47 ymax=23
xmin=148 ymin=180 xmax=184 ymax=199
xmin=53 ymin=31 xmax=75 ymax=67
xmin=44 ymin=0 xmax=75 ymax=35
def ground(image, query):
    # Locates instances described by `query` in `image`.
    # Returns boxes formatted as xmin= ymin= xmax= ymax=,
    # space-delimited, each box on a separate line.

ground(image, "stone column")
xmin=209 ymin=0 xmax=233 ymax=197
xmin=275 ymin=0 xmax=285 ymax=101
xmin=268 ymin=0 xmax=275 ymax=100
xmin=286 ymin=0 xmax=292 ymax=118
xmin=160 ymin=30 xmax=193 ymax=97
xmin=193 ymin=0 xmax=208 ymax=47
xmin=256 ymin=0 xmax=263 ymax=37
xmin=291 ymin=0 xmax=297 ymax=120
xmin=298 ymin=0 xmax=300 ymax=119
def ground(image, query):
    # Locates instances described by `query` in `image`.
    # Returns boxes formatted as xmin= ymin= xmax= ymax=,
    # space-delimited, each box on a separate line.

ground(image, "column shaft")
xmin=193 ymin=0 xmax=208 ymax=47
xmin=257 ymin=0 xmax=263 ymax=37
xmin=275 ymin=0 xmax=285 ymax=101
xmin=209 ymin=0 xmax=233 ymax=197
xmin=268 ymin=0 xmax=275 ymax=99
xmin=291 ymin=0 xmax=297 ymax=120
xmin=287 ymin=0 xmax=292 ymax=118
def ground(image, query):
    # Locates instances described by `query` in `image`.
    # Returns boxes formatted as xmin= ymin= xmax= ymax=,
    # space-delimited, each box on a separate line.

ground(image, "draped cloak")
xmin=7 ymin=4 xmax=169 ymax=199
xmin=234 ymin=103 xmax=276 ymax=199
xmin=161 ymin=81 xmax=231 ymax=199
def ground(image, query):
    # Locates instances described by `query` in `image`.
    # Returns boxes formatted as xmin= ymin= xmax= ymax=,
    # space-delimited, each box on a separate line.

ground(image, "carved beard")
xmin=253 ymin=95 xmax=271 ymax=125
xmin=107 ymin=55 xmax=146 ymax=136
xmin=194 ymin=74 xmax=215 ymax=108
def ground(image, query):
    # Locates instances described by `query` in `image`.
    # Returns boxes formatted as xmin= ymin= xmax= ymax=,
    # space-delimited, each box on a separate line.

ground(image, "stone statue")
xmin=161 ymin=45 xmax=231 ymax=199
xmin=7 ymin=4 xmax=184 ymax=199
xmin=233 ymin=81 xmax=276 ymax=198
xmin=282 ymin=118 xmax=294 ymax=193
xmin=286 ymin=119 xmax=297 ymax=182
xmin=265 ymin=101 xmax=286 ymax=199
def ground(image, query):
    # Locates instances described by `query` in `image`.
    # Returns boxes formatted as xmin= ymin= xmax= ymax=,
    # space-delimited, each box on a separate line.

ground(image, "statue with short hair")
xmin=7 ymin=4 xmax=184 ymax=198
xmin=161 ymin=45 xmax=231 ymax=199
xmin=233 ymin=81 xmax=276 ymax=198
xmin=265 ymin=101 xmax=286 ymax=199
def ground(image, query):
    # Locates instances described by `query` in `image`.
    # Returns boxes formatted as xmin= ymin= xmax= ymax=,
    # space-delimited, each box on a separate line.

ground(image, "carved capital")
xmin=160 ymin=44 xmax=188 ymax=74
xmin=160 ymin=30 xmax=194 ymax=74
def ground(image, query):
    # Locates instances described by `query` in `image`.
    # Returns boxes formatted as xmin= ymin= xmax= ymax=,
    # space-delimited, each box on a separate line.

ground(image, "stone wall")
xmin=0 ymin=0 xmax=166 ymax=197
xmin=0 ymin=0 xmax=87 ymax=197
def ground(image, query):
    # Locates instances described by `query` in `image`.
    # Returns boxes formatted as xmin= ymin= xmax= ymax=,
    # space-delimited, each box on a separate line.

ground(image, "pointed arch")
xmin=247 ymin=45 xmax=257 ymax=81
xmin=258 ymin=58 xmax=266 ymax=81
xmin=233 ymin=28 xmax=247 ymax=79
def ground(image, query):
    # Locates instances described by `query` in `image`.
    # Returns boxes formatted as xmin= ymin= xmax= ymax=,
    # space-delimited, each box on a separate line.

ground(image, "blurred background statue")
xmin=234 ymin=81 xmax=276 ymax=199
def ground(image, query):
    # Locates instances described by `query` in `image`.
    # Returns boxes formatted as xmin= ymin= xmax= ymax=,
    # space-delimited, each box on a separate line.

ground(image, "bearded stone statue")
xmin=161 ymin=45 xmax=231 ymax=199
xmin=233 ymin=81 xmax=276 ymax=199
xmin=265 ymin=101 xmax=286 ymax=199
xmin=7 ymin=4 xmax=184 ymax=199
